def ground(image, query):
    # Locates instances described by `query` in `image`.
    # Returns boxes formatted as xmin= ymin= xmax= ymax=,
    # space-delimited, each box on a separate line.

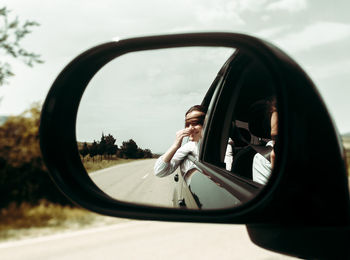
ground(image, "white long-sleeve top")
xmin=252 ymin=141 xmax=274 ymax=185
xmin=224 ymin=138 xmax=233 ymax=171
xmin=154 ymin=141 xmax=199 ymax=177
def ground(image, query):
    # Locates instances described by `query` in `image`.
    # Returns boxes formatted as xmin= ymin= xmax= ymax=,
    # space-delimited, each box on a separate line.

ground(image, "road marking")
xmin=142 ymin=173 xmax=149 ymax=179
xmin=0 ymin=221 xmax=145 ymax=249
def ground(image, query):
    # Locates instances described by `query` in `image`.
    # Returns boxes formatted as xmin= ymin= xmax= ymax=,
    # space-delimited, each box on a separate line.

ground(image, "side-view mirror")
xmin=39 ymin=33 xmax=350 ymax=259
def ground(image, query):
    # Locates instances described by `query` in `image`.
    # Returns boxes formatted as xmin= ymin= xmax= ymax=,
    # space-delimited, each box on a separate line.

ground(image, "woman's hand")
xmin=161 ymin=127 xmax=193 ymax=163
xmin=173 ymin=127 xmax=193 ymax=148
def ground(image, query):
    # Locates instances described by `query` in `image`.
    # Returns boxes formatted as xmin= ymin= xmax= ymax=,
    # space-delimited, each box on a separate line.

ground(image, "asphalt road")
xmin=90 ymin=159 xmax=175 ymax=207
xmin=0 ymin=221 xmax=296 ymax=260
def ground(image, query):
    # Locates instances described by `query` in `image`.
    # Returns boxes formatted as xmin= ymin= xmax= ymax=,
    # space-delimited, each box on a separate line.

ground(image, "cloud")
xmin=193 ymin=0 xmax=290 ymax=27
xmin=267 ymin=0 xmax=308 ymax=12
xmin=261 ymin=15 xmax=271 ymax=22
xmin=193 ymin=0 xmax=308 ymax=28
xmin=254 ymin=25 xmax=290 ymax=38
xmin=274 ymin=22 xmax=350 ymax=53
xmin=194 ymin=2 xmax=246 ymax=26
xmin=305 ymin=59 xmax=350 ymax=80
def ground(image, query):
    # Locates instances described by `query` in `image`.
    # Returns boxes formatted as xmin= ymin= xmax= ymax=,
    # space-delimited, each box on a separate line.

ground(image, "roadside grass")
xmin=81 ymin=156 xmax=137 ymax=173
xmin=0 ymin=201 xmax=93 ymax=241
xmin=0 ymin=157 xmax=148 ymax=242
xmin=0 ymin=200 xmax=127 ymax=242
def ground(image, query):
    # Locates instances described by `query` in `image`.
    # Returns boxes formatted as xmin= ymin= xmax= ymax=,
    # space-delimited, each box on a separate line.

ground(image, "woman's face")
xmin=185 ymin=110 xmax=205 ymax=142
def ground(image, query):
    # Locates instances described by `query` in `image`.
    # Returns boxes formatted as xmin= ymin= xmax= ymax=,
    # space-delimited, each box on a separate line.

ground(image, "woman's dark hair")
xmin=185 ymin=105 xmax=207 ymax=116
xmin=248 ymin=97 xmax=276 ymax=139
xmin=268 ymin=96 xmax=277 ymax=114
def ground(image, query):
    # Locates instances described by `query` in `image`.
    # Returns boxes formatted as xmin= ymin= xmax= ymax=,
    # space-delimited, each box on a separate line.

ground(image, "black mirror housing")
xmin=39 ymin=32 xmax=350 ymax=259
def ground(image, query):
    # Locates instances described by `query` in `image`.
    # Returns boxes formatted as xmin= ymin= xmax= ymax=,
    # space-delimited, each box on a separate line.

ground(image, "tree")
xmin=89 ymin=140 xmax=98 ymax=162
xmin=0 ymin=7 xmax=43 ymax=86
xmin=105 ymin=134 xmax=118 ymax=159
xmin=97 ymin=133 xmax=107 ymax=160
xmin=79 ymin=142 xmax=89 ymax=161
xmin=136 ymin=148 xmax=144 ymax=159
xmin=142 ymin=149 xmax=153 ymax=158
xmin=119 ymin=139 xmax=138 ymax=159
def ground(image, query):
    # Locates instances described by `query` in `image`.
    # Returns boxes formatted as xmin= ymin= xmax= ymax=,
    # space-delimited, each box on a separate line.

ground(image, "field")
xmin=81 ymin=156 xmax=137 ymax=173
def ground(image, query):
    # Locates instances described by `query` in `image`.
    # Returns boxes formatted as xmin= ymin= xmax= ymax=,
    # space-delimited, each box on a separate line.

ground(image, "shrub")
xmin=0 ymin=104 xmax=72 ymax=208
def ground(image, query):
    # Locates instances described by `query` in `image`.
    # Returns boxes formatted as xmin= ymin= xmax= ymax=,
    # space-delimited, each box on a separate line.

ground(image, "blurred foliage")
xmin=0 ymin=200 xmax=96 ymax=241
xmin=0 ymin=200 xmax=91 ymax=230
xmin=0 ymin=6 xmax=43 ymax=86
xmin=0 ymin=103 xmax=41 ymax=167
xmin=0 ymin=103 xmax=72 ymax=208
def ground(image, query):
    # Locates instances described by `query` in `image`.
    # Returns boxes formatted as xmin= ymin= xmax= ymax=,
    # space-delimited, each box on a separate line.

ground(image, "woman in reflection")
xmin=154 ymin=105 xmax=206 ymax=177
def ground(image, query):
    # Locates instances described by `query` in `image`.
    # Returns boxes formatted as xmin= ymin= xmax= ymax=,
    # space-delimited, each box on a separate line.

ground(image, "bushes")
xmin=0 ymin=104 xmax=72 ymax=209
xmin=0 ymin=161 xmax=71 ymax=208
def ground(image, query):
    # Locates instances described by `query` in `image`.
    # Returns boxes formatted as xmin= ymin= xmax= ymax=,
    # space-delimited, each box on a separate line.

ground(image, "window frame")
xmin=199 ymin=49 xmax=275 ymax=190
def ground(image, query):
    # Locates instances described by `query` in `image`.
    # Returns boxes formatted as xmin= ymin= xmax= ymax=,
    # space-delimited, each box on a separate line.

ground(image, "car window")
xmin=201 ymin=50 xmax=277 ymax=187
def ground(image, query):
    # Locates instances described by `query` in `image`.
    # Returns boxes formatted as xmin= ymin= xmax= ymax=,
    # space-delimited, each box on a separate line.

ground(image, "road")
xmin=90 ymin=159 xmax=175 ymax=207
xmin=0 ymin=221 xmax=296 ymax=260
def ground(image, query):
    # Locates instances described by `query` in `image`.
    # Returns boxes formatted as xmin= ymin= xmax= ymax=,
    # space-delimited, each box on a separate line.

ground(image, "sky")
xmin=1 ymin=0 xmax=350 ymax=153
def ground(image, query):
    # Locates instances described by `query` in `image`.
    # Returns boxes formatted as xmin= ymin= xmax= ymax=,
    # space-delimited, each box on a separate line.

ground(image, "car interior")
xmin=215 ymin=50 xmax=277 ymax=184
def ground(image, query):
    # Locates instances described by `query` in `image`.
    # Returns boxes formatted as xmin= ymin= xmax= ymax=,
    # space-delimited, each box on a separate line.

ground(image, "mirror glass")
xmin=76 ymin=46 xmax=278 ymax=210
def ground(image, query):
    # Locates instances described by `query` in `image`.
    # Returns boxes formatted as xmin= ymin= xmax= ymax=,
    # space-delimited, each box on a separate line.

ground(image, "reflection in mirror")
xmin=215 ymin=56 xmax=278 ymax=187
xmin=227 ymin=98 xmax=277 ymax=184
xmin=76 ymin=47 xmax=234 ymax=208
